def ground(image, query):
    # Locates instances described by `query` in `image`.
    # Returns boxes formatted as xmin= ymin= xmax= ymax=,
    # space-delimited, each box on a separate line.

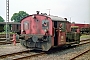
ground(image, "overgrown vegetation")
xmin=0 ymin=31 xmax=13 ymax=34
xmin=4 ymin=25 xmax=10 ymax=32
xmin=80 ymin=35 xmax=90 ymax=38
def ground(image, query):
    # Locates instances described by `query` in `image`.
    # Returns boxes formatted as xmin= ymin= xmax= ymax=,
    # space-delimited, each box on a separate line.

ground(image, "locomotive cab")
xmin=53 ymin=21 xmax=66 ymax=46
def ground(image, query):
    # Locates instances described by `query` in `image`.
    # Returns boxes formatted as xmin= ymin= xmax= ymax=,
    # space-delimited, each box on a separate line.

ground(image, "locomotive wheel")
xmin=42 ymin=36 xmax=52 ymax=51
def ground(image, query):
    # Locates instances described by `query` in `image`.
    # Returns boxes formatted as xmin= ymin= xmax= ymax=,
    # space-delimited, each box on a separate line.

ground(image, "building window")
xmin=17 ymin=25 xmax=18 ymax=29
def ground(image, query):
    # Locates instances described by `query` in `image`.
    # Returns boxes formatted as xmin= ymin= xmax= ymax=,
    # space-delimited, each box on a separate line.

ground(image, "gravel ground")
xmin=75 ymin=50 xmax=90 ymax=60
xmin=0 ymin=43 xmax=29 ymax=55
xmin=25 ymin=42 xmax=90 ymax=60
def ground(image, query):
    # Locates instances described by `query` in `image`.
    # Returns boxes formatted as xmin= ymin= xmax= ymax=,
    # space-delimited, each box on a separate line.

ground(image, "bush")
xmin=4 ymin=25 xmax=10 ymax=32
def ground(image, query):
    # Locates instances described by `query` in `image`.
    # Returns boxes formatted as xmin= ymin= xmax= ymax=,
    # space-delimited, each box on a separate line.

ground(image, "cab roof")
xmin=20 ymin=14 xmax=67 ymax=22
xmin=47 ymin=15 xmax=66 ymax=21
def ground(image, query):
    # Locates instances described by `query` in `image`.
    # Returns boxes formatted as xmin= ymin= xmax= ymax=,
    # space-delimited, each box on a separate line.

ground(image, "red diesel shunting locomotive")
xmin=20 ymin=11 xmax=80 ymax=51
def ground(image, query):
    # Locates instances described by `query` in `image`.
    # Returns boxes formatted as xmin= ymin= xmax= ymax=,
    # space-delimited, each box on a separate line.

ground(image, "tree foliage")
xmin=4 ymin=25 xmax=10 ymax=32
xmin=0 ymin=16 xmax=4 ymax=22
xmin=11 ymin=11 xmax=29 ymax=22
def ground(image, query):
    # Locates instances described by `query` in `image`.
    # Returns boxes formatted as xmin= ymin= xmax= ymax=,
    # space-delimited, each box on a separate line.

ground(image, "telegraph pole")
xmin=6 ymin=0 xmax=10 ymax=41
xmin=47 ymin=9 xmax=51 ymax=16
xmin=70 ymin=17 xmax=71 ymax=22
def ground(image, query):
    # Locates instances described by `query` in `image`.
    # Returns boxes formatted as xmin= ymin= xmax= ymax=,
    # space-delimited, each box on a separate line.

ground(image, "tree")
xmin=4 ymin=25 xmax=10 ymax=32
xmin=11 ymin=11 xmax=29 ymax=22
xmin=0 ymin=16 xmax=4 ymax=22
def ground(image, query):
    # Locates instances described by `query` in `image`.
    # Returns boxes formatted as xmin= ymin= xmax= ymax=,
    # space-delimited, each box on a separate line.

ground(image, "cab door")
xmin=57 ymin=22 xmax=66 ymax=45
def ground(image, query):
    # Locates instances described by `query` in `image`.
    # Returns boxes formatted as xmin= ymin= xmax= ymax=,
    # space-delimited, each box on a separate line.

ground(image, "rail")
xmin=70 ymin=49 xmax=90 ymax=60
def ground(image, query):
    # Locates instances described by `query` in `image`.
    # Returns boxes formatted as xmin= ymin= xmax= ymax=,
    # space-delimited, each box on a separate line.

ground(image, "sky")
xmin=0 ymin=0 xmax=90 ymax=24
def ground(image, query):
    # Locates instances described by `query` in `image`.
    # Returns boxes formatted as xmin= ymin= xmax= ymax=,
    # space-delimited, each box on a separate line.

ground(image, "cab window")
xmin=23 ymin=21 xmax=29 ymax=30
xmin=58 ymin=22 xmax=65 ymax=31
xmin=42 ymin=20 xmax=49 ymax=30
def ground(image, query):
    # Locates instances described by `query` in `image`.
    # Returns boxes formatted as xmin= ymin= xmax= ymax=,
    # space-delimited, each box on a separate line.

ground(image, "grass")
xmin=0 ymin=31 xmax=14 ymax=34
xmin=80 ymin=35 xmax=90 ymax=38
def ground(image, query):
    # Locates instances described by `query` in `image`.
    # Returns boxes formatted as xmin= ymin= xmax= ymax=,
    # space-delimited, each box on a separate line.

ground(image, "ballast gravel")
xmin=26 ymin=40 xmax=90 ymax=60
xmin=0 ymin=43 xmax=29 ymax=55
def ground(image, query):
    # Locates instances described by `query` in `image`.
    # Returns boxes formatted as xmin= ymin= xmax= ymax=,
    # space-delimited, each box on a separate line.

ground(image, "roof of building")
xmin=0 ymin=22 xmax=20 ymax=24
xmin=20 ymin=14 xmax=67 ymax=22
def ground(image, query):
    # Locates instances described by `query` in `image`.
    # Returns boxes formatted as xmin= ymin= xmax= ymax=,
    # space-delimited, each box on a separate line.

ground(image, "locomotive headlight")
xmin=44 ymin=27 xmax=48 ymax=32
xmin=44 ymin=29 xmax=49 ymax=36
xmin=21 ymin=30 xmax=23 ymax=34
xmin=21 ymin=30 xmax=24 ymax=32
xmin=44 ymin=29 xmax=47 ymax=32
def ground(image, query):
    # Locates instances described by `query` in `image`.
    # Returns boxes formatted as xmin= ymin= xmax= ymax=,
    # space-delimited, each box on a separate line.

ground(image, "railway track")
xmin=0 ymin=39 xmax=89 ymax=60
xmin=80 ymin=38 xmax=90 ymax=42
xmin=70 ymin=49 xmax=90 ymax=60
xmin=13 ymin=52 xmax=45 ymax=60
xmin=79 ymin=39 xmax=90 ymax=45
xmin=70 ymin=39 xmax=90 ymax=60
xmin=0 ymin=41 xmax=20 ymax=45
xmin=0 ymin=50 xmax=45 ymax=60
